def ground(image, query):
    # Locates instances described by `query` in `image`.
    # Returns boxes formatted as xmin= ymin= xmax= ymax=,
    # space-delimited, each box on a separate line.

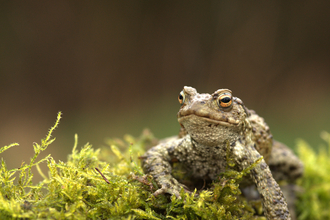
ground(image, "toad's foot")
xmin=152 ymin=176 xmax=189 ymax=198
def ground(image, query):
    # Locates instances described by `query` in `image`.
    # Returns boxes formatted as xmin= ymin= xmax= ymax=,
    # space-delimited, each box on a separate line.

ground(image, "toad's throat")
xmin=178 ymin=113 xmax=239 ymax=126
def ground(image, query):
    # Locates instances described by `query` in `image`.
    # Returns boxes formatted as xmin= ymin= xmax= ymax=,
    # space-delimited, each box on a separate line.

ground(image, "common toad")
xmin=143 ymin=86 xmax=303 ymax=219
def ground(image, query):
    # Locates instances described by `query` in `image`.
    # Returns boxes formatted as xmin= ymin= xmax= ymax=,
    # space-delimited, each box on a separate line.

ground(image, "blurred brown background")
xmin=1 ymin=1 xmax=330 ymax=171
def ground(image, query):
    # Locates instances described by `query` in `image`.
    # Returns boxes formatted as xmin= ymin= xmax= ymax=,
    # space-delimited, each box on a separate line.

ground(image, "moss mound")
xmin=0 ymin=112 xmax=329 ymax=219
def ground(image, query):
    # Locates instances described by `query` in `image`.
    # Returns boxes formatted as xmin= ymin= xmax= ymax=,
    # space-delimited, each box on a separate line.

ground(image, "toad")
xmin=143 ymin=86 xmax=303 ymax=219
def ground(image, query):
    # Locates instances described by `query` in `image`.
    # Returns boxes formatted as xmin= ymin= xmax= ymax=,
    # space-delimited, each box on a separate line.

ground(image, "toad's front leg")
xmin=142 ymin=140 xmax=188 ymax=198
xmin=232 ymin=141 xmax=291 ymax=220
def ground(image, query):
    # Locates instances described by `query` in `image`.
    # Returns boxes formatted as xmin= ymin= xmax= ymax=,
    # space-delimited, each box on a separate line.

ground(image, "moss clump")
xmin=3 ymin=112 xmax=328 ymax=219
xmin=295 ymin=131 xmax=330 ymax=220
xmin=0 ymin=113 xmax=261 ymax=219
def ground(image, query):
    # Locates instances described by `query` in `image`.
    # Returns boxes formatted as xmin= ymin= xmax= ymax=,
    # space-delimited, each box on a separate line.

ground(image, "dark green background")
xmin=1 ymin=1 xmax=329 ymax=176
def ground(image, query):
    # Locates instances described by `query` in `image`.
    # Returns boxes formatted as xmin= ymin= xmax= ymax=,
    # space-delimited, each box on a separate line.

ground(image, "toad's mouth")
xmin=178 ymin=114 xmax=239 ymax=127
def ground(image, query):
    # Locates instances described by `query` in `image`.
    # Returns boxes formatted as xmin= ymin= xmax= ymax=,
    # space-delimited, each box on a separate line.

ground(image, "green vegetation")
xmin=0 ymin=112 xmax=329 ymax=219
xmin=296 ymin=131 xmax=330 ymax=220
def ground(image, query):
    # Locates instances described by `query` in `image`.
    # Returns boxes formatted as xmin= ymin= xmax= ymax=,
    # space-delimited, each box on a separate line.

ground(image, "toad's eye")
xmin=218 ymin=93 xmax=232 ymax=108
xmin=178 ymin=91 xmax=185 ymax=105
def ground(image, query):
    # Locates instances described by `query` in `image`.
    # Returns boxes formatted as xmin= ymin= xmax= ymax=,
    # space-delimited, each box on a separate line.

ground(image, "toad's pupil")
xmin=179 ymin=95 xmax=183 ymax=100
xmin=221 ymin=97 xmax=231 ymax=103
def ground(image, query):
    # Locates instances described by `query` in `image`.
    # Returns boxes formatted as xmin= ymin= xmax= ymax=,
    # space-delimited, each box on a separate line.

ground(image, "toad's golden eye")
xmin=218 ymin=93 xmax=232 ymax=108
xmin=178 ymin=91 xmax=185 ymax=105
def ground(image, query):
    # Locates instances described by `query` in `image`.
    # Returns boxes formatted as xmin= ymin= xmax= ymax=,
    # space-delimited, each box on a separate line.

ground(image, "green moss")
xmin=1 ymin=113 xmax=327 ymax=219
xmin=295 ymin=131 xmax=330 ymax=220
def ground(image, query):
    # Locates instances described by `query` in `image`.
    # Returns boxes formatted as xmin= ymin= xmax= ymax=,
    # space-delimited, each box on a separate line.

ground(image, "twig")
xmin=95 ymin=168 xmax=110 ymax=184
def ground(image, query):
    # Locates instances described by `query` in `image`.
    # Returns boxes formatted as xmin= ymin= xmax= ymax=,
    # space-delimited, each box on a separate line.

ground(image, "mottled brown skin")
xmin=143 ymin=86 xmax=303 ymax=220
